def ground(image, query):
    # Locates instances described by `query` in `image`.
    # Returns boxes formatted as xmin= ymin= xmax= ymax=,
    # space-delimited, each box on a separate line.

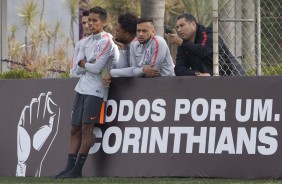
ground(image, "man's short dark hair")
xmin=118 ymin=12 xmax=138 ymax=35
xmin=89 ymin=6 xmax=107 ymax=21
xmin=82 ymin=10 xmax=89 ymax=17
xmin=137 ymin=17 xmax=154 ymax=25
xmin=177 ymin=13 xmax=197 ymax=23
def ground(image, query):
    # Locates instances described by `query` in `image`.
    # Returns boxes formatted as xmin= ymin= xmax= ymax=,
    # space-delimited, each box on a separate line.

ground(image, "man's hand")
xmin=102 ymin=72 xmax=112 ymax=88
xmin=165 ymin=29 xmax=183 ymax=46
xmin=113 ymin=35 xmax=126 ymax=50
xmin=197 ymin=72 xmax=211 ymax=76
xmin=16 ymin=92 xmax=60 ymax=177
xmin=143 ymin=64 xmax=160 ymax=77
xmin=78 ymin=59 xmax=87 ymax=68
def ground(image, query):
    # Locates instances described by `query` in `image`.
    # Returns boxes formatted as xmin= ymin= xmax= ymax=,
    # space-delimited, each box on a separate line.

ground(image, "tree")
xmin=17 ymin=0 xmax=39 ymax=55
xmin=65 ymin=0 xmax=79 ymax=48
xmin=181 ymin=0 xmax=212 ymax=27
xmin=218 ymin=0 xmax=237 ymax=56
xmin=141 ymin=0 xmax=166 ymax=36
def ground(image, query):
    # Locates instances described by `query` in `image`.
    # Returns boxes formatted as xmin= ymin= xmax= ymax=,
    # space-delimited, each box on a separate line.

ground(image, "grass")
xmin=0 ymin=177 xmax=282 ymax=184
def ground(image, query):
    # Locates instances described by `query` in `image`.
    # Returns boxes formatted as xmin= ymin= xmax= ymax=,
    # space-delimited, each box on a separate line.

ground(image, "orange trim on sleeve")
xmin=152 ymin=36 xmax=159 ymax=65
xmin=202 ymin=32 xmax=207 ymax=46
xmin=99 ymin=101 xmax=106 ymax=124
xmin=97 ymin=34 xmax=111 ymax=60
xmin=70 ymin=51 xmax=75 ymax=68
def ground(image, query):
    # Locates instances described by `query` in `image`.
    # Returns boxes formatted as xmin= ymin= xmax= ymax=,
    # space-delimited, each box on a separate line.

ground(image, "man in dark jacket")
xmin=165 ymin=13 xmax=246 ymax=76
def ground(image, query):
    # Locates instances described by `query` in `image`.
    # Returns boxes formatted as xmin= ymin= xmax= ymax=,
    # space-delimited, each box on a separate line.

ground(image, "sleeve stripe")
xmin=97 ymin=34 xmax=111 ymax=60
xmin=152 ymin=36 xmax=159 ymax=65
xmin=202 ymin=32 xmax=207 ymax=46
xmin=70 ymin=51 xmax=75 ymax=68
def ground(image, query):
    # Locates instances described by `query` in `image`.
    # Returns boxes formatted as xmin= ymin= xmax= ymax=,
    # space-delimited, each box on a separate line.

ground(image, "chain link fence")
xmin=217 ymin=0 xmax=282 ymax=76
xmin=4 ymin=0 xmax=282 ymax=77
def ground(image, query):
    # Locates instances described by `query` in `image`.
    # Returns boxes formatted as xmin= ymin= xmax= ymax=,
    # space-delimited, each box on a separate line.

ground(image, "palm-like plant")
xmin=8 ymin=39 xmax=25 ymax=66
xmin=8 ymin=25 xmax=18 ymax=42
xmin=17 ymin=0 xmax=39 ymax=55
xmin=64 ymin=0 xmax=79 ymax=48
xmin=81 ymin=0 xmax=108 ymax=9
xmin=39 ymin=0 xmax=45 ymax=22
xmin=8 ymin=0 xmax=75 ymax=77
xmin=37 ymin=21 xmax=48 ymax=56
xmin=52 ymin=20 xmax=62 ymax=53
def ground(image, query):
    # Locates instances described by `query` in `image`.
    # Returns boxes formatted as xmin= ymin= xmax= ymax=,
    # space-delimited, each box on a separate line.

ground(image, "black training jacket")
xmin=174 ymin=24 xmax=246 ymax=76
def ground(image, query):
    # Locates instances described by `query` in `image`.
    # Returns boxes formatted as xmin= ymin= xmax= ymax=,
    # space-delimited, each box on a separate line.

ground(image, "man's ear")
xmin=125 ymin=32 xmax=130 ymax=38
xmin=191 ymin=21 xmax=197 ymax=29
xmin=152 ymin=28 xmax=155 ymax=36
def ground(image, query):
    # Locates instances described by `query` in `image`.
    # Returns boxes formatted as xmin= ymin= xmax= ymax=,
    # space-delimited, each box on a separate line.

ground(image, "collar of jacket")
xmin=194 ymin=23 xmax=201 ymax=43
xmin=92 ymin=31 xmax=105 ymax=40
xmin=138 ymin=35 xmax=155 ymax=48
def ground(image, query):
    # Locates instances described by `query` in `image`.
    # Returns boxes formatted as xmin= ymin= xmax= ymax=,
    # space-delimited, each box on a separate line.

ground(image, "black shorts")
xmin=71 ymin=93 xmax=106 ymax=125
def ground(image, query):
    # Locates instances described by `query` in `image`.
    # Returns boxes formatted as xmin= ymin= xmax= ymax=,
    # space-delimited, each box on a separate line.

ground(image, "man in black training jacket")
xmin=165 ymin=13 xmax=246 ymax=76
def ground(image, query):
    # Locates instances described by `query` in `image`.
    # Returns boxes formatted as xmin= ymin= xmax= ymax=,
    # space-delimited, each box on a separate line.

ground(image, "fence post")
xmin=242 ymin=0 xmax=256 ymax=71
xmin=212 ymin=0 xmax=219 ymax=76
xmin=255 ymin=0 xmax=261 ymax=76
xmin=0 ymin=0 xmax=8 ymax=73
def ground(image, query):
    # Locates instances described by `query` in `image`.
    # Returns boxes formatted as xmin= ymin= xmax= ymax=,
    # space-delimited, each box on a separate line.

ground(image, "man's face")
xmin=115 ymin=23 xmax=128 ymax=43
xmin=88 ymin=13 xmax=105 ymax=35
xmin=176 ymin=18 xmax=196 ymax=42
xmin=136 ymin=22 xmax=155 ymax=44
xmin=81 ymin=16 xmax=90 ymax=36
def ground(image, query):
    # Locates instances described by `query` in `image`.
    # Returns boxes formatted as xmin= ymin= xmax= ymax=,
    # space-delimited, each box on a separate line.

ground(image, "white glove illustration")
xmin=16 ymin=92 xmax=60 ymax=177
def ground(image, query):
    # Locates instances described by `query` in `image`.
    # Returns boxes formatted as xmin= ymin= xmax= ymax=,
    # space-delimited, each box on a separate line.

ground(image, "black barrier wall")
xmin=1 ymin=77 xmax=282 ymax=178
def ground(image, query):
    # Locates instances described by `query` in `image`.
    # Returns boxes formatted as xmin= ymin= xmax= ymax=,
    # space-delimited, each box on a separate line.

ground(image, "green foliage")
xmin=60 ymin=72 xmax=70 ymax=78
xmin=261 ymin=0 xmax=282 ymax=64
xmin=9 ymin=0 xmax=71 ymax=78
xmin=165 ymin=0 xmax=212 ymax=30
xmin=247 ymin=65 xmax=282 ymax=76
xmin=0 ymin=70 xmax=43 ymax=79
